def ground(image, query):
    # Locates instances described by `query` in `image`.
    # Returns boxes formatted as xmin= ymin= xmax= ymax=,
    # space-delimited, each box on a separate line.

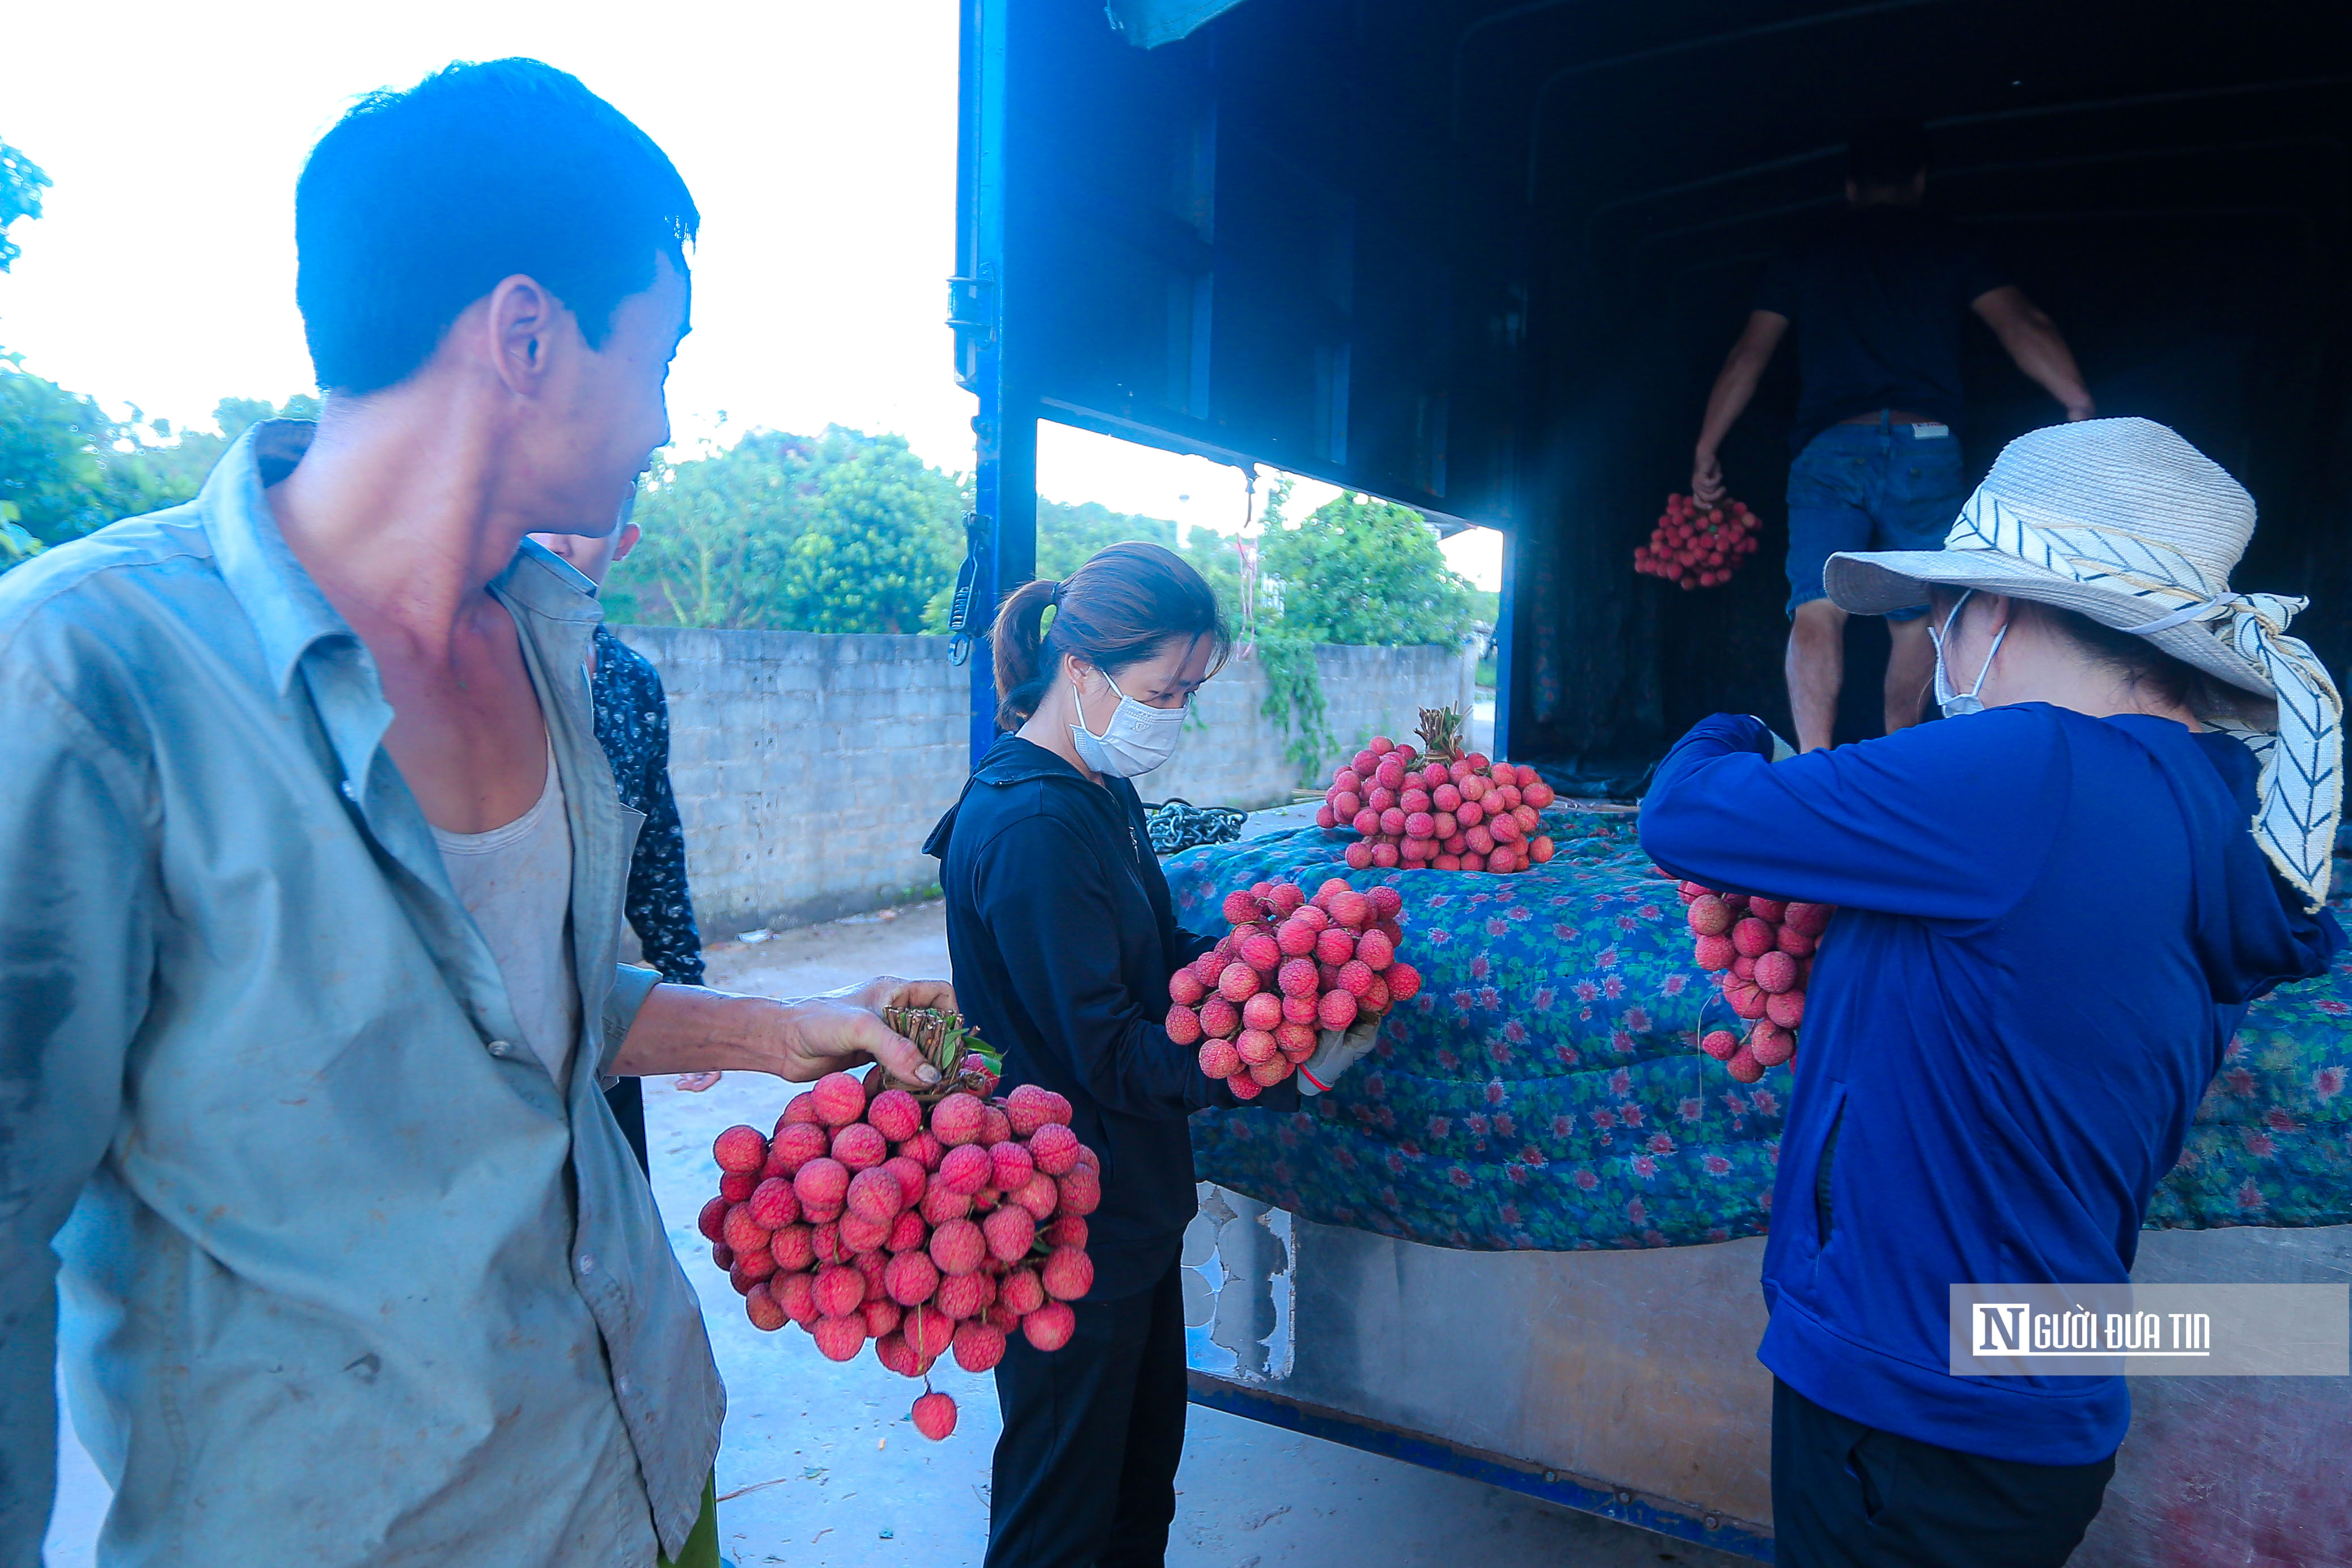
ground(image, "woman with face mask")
xmin=926 ymin=543 xmax=1368 ymax=1568
xmin=1639 ymin=419 xmax=2343 ymax=1567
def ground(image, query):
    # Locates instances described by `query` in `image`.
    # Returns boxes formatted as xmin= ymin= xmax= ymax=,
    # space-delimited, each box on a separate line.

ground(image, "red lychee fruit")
xmin=867 ymin=1089 xmax=923 ymax=1143
xmin=767 ymin=1120 xmax=830 ymax=1174
xmin=1164 ymin=1003 xmax=1203 ymax=1045
xmin=1731 ymin=917 xmax=1777 ymax=957
xmin=748 ymin=1177 xmax=800 ymax=1231
xmin=1329 ymin=891 xmax=1371 ymax=931
xmin=901 ymin=1130 xmax=946 ymax=1171
xmin=1385 ymin=963 xmax=1422 ymax=1002
xmin=1694 ymin=934 xmax=1736 ymax=971
xmin=770 ymin=1223 xmax=816 ymax=1273
xmin=1242 ymin=992 xmax=1283 ymax=1032
xmin=846 ymin=1166 xmax=905 ymax=1225
xmin=744 ymin=1282 xmax=788 ymax=1332
xmin=719 ymin=1171 xmax=757 ymax=1203
xmin=1218 ymin=963 xmax=1261 ymax=1001
xmin=1725 ymin=1045 xmax=1765 ymax=1084
xmin=732 ymin=1245 xmax=779 ymax=1283
xmin=1234 ymin=1028 xmax=1277 ymax=1065
xmin=919 ymin=1184 xmax=972 ymax=1224
xmin=884 ymin=1249 xmax=941 ymax=1307
xmin=792 ymin=1157 xmax=850 ymax=1218
xmin=713 ymin=1125 xmax=768 ymax=1175
xmin=1189 ymin=952 xmax=1225 ymax=989
xmin=1198 ymin=1038 xmax=1241 ymax=1078
xmin=1169 ymin=967 xmax=1209 ymax=1006
xmin=812 ymin=1314 xmax=867 ymax=1363
xmin=1748 ymin=1023 xmax=1795 ymax=1068
xmin=1198 ymin=995 xmax=1241 ymax=1038
xmin=1754 ymin=950 xmax=1798 ymax=995
xmin=812 ymin=1264 xmax=867 ymax=1319
xmin=811 ymin=1072 xmax=867 ymax=1128
xmin=1700 ymin=1028 xmax=1741 ymax=1061
xmin=882 ymin=1154 xmax=929 ymax=1207
xmin=1277 ymin=1020 xmax=1317 ymax=1057
xmin=831 ymin=1121 xmax=889 ymax=1172
xmin=1336 ymin=960 xmax=1376 ymax=997
xmin=1248 ymin=1057 xmax=1289 ymax=1087
xmin=999 ymin=1267 xmax=1047 ymax=1316
xmin=1239 ymin=931 xmax=1282 ymax=972
xmin=696 ymin=1194 xmax=731 ymax=1244
xmin=953 ymin=1319 xmax=1007 ymax=1373
xmin=1268 ymin=882 xmax=1306 ymax=916
xmin=1023 ymin=1300 xmax=1077 ymax=1351
xmin=863 ymin=1297 xmax=903 ymax=1340
xmin=980 ymin=1104 xmax=1014 ymax=1146
xmin=930 ymin=1094 xmax=987 ymax=1147
xmin=990 ymin=1141 xmax=1035 ymax=1192
xmin=1776 ymin=926 xmax=1817 ymax=958
xmin=1749 ymin=898 xmax=1787 ymax=922
xmin=1315 ymin=927 xmax=1357 ymax=966
xmin=982 ymin=1202 xmax=1036 ymax=1264
xmin=885 ymin=1210 xmax=927 ymax=1254
xmin=1784 ymin=901 xmax=1834 ymax=937
xmin=1027 ymin=1122 xmax=1082 ymax=1176
xmin=721 ymin=1203 xmax=769 ymax=1256
xmin=1528 ymin=836 xmax=1556 ymax=864
xmin=1277 ymin=918 xmax=1320 ymax=958
xmin=1766 ymin=989 xmax=1805 ymax=1029
xmin=811 ymin=1221 xmax=849 ymax=1266
xmin=929 ymin=1217 xmax=986 ymax=1276
xmin=875 ymin=1331 xmax=919 ymax=1378
xmin=1292 ymin=904 xmax=1332 ymax=933
xmin=1685 ymin=896 xmax=1735 ymax=937
xmin=1728 ymin=981 xmax=1768 ymax=1019
xmin=1222 ymin=889 xmax=1261 ymax=925
xmin=936 ymin=1268 xmax=998 ymax=1320
xmin=1040 ymin=1214 xmax=1087 ymax=1251
xmin=1057 ymin=1166 xmax=1102 ymax=1216
xmin=1318 ymin=990 xmax=1359 ymax=1030
xmin=782 ymin=1091 xmax=823 ymax=1127
xmin=938 ymin=1141 xmax=993 ymax=1196
xmin=1228 ymin=1072 xmax=1262 ymax=1100
xmin=904 ymin=1302 xmax=954 ymax=1365
xmin=912 ymin=1390 xmax=959 ymax=1442
xmin=1355 ymin=929 xmax=1395 ymax=971
xmin=1282 ymin=991 xmax=1321 ymax=1025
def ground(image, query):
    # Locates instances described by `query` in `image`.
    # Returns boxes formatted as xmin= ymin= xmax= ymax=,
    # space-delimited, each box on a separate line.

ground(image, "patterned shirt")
xmin=592 ymin=625 xmax=705 ymax=986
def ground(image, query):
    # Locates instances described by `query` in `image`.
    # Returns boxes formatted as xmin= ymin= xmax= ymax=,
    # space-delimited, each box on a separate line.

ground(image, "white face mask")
xmin=1928 ymin=589 xmax=2009 ymax=718
xmin=1069 ymin=668 xmax=1187 ymax=777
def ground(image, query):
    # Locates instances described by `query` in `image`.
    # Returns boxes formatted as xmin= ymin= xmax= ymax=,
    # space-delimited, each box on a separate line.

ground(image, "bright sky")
xmin=0 ymin=0 xmax=1502 ymax=590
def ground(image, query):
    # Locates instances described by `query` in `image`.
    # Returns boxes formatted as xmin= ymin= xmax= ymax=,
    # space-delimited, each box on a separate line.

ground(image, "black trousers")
xmin=605 ymin=1077 xmax=651 ymax=1175
xmin=986 ymin=1262 xmax=1186 ymax=1568
xmin=1773 ymin=1378 xmax=2114 ymax=1567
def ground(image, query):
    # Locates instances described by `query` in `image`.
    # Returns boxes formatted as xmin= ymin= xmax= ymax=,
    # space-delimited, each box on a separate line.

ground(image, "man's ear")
xmin=612 ymin=522 xmax=643 ymax=563
xmin=486 ymin=274 xmax=565 ymax=396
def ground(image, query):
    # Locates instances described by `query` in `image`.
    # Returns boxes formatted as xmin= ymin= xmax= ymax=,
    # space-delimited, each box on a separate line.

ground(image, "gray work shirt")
xmin=0 ymin=422 xmax=723 ymax=1566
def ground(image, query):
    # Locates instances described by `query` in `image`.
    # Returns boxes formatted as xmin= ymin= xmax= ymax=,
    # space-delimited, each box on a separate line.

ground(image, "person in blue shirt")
xmin=1641 ymin=418 xmax=2342 ymax=1566
xmin=926 ymin=543 xmax=1376 ymax=1568
xmin=1689 ymin=119 xmax=2096 ymax=753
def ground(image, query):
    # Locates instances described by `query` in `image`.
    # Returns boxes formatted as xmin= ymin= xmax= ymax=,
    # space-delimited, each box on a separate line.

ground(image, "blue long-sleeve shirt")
xmin=1640 ymin=708 xmax=2341 ymax=1465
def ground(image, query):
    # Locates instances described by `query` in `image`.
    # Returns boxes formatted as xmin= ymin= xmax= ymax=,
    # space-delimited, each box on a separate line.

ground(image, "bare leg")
xmin=1883 ymin=616 xmax=1934 ymax=735
xmin=1786 ymin=600 xmax=1847 ymax=753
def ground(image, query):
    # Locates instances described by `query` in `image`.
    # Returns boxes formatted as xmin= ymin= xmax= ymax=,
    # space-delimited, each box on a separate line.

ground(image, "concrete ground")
xmin=43 ymin=894 xmax=1747 ymax=1568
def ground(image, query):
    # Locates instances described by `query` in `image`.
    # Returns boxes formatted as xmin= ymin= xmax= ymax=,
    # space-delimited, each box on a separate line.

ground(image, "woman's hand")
xmin=612 ymin=977 xmax=957 ymax=1084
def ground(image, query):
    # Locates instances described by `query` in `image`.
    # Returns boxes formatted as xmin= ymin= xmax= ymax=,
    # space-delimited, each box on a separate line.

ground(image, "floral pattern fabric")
xmin=1172 ymin=813 xmax=2352 ymax=1251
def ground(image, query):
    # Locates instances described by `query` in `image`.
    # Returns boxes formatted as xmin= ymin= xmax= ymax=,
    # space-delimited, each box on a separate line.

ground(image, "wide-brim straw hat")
xmin=1824 ymin=416 xmax=2342 ymax=908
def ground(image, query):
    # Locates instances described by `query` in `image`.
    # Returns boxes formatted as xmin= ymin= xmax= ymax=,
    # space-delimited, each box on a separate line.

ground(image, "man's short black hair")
xmin=1845 ymin=119 xmax=1931 ymax=190
xmin=295 ymin=58 xmax=698 ymax=396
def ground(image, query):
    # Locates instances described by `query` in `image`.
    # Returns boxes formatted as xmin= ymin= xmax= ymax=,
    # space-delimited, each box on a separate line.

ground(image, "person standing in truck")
xmin=1643 ymin=418 xmax=2343 ymax=1565
xmin=1690 ymin=118 xmax=2097 ymax=753
xmin=531 ymin=493 xmax=721 ymax=1175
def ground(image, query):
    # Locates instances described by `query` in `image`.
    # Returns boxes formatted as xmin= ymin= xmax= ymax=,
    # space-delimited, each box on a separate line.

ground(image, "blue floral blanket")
xmin=1173 ymin=814 xmax=2352 ymax=1251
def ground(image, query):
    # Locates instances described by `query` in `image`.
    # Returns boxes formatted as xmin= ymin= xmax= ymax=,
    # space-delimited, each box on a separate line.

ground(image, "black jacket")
xmin=925 ymin=736 xmax=1296 ymax=1299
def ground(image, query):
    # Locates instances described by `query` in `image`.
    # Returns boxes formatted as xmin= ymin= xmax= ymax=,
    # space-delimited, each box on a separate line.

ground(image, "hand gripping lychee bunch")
xmin=1167 ymin=878 xmax=1422 ymax=1099
xmin=1314 ymin=707 xmax=1556 ymax=874
xmin=1679 ymin=883 xmax=1836 ymax=1082
xmin=1633 ymin=492 xmax=1762 ymax=590
xmin=698 ymin=1020 xmax=1100 ymax=1443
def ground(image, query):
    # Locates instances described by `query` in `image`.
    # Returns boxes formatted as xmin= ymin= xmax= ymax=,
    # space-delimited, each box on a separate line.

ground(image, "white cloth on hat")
xmin=1824 ymin=417 xmax=2342 ymax=909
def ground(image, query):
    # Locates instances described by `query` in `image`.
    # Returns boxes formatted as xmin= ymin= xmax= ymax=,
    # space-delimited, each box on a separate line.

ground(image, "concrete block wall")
xmin=618 ymin=626 xmax=1465 ymax=934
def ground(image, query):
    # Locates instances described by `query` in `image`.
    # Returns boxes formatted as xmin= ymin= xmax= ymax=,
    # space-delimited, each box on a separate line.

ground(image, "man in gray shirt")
xmin=0 ymin=60 xmax=947 ymax=1566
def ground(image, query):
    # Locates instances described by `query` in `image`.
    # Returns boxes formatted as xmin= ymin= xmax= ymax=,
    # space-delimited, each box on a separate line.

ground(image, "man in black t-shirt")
xmin=1690 ymin=120 xmax=2095 ymax=751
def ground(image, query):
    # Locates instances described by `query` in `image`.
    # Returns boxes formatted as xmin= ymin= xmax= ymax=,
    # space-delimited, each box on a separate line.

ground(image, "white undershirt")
xmin=433 ymin=749 xmax=580 ymax=1083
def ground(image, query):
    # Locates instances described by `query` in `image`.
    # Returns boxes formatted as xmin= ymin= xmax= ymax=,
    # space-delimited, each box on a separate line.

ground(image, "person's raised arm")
xmin=0 ymin=669 xmax=154 ymax=1563
xmin=1692 ymin=310 xmax=1789 ymax=505
xmin=609 ymin=976 xmax=955 ymax=1084
xmin=1638 ymin=709 xmax=2066 ymax=922
xmin=978 ymin=816 xmax=1287 ymax=1118
xmin=1973 ymin=286 xmax=2095 ymax=422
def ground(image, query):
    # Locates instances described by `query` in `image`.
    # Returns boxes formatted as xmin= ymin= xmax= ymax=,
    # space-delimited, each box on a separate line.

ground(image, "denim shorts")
xmin=1783 ymin=419 xmax=1967 ymax=621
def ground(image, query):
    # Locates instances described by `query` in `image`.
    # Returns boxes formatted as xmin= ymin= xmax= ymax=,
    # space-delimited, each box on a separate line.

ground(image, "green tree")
xmin=1034 ymin=499 xmax=1176 ymax=578
xmin=1258 ymin=490 xmax=1478 ymax=646
xmin=1 ymin=137 xmax=47 ymax=273
xmin=606 ymin=425 xmax=967 ymax=634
